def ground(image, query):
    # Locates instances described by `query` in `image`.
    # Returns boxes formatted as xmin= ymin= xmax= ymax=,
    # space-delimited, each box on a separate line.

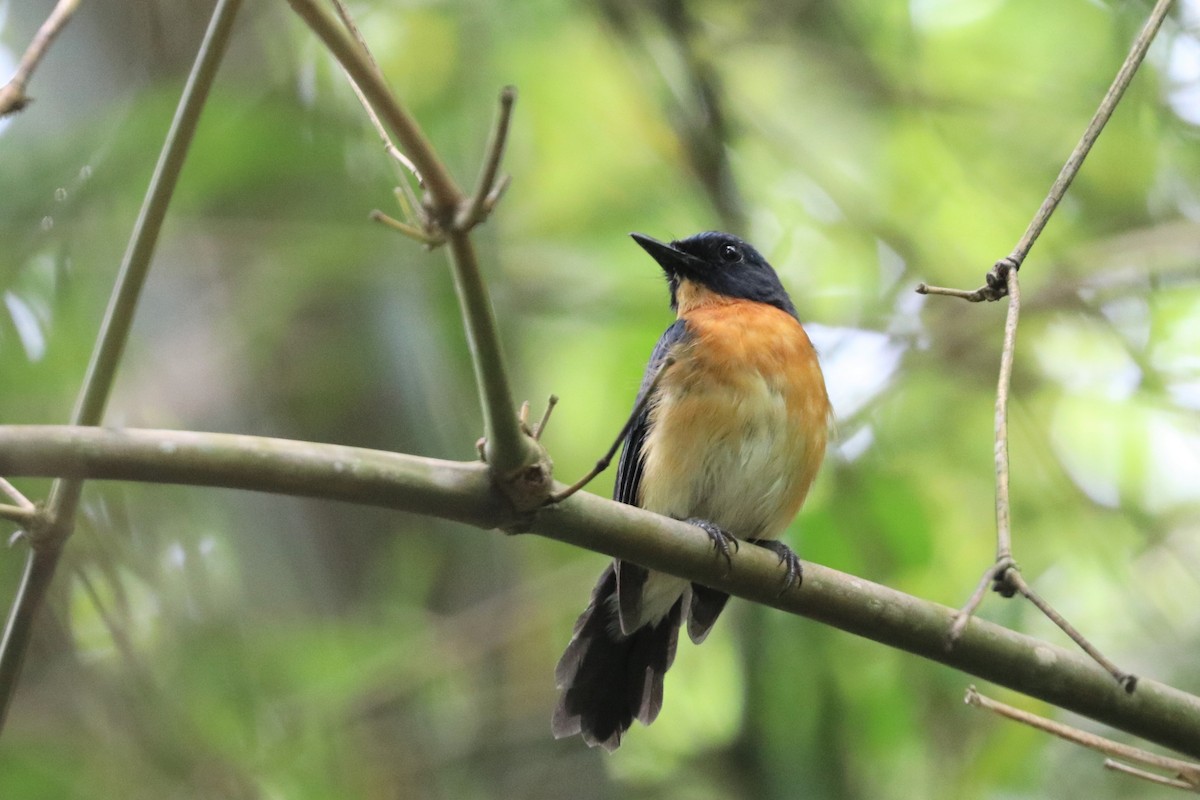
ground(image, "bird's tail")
xmin=552 ymin=562 xmax=682 ymax=751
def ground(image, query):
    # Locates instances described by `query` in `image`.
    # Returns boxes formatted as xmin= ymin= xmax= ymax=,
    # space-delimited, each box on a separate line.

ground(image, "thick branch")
xmin=0 ymin=425 xmax=1198 ymax=757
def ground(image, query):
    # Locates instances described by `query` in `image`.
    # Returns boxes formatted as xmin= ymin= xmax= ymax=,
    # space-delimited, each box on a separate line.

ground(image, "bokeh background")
xmin=3 ymin=0 xmax=1200 ymax=797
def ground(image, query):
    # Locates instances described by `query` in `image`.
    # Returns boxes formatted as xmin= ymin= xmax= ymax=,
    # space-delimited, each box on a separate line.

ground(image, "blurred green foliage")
xmin=2 ymin=0 xmax=1199 ymax=797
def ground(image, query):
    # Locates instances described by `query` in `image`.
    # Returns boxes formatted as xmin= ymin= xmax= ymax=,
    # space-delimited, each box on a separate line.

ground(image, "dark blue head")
xmin=630 ymin=231 xmax=798 ymax=318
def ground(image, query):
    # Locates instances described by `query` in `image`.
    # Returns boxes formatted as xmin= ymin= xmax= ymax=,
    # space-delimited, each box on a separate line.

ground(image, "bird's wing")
xmin=613 ymin=318 xmax=688 ymax=506
xmin=614 ymin=319 xmax=689 ymax=635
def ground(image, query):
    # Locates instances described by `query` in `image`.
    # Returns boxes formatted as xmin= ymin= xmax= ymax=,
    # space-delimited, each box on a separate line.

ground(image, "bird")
xmin=551 ymin=230 xmax=831 ymax=751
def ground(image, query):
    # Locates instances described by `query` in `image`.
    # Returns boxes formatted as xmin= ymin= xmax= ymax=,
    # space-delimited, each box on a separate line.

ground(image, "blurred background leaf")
xmin=2 ymin=0 xmax=1199 ymax=798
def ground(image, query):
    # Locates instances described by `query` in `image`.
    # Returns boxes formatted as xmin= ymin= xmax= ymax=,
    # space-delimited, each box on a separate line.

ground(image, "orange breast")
xmin=638 ymin=294 xmax=830 ymax=539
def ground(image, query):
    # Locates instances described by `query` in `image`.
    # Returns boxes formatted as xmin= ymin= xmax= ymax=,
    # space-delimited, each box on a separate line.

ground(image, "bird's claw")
xmin=747 ymin=539 xmax=803 ymax=594
xmin=684 ymin=518 xmax=739 ymax=571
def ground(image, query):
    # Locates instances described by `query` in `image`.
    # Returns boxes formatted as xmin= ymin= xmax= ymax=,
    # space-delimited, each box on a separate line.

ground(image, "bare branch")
xmin=966 ymin=687 xmax=1200 ymax=789
xmin=1 ymin=424 xmax=1199 ymax=758
xmin=286 ymin=0 xmax=461 ymax=219
xmin=0 ymin=0 xmax=244 ymax=736
xmin=0 ymin=0 xmax=81 ymax=118
xmin=547 ymin=355 xmax=676 ymax=504
xmin=287 ymin=0 xmax=537 ymax=480
xmin=457 ymin=86 xmax=518 ymax=230
xmin=916 ymin=0 xmax=1175 ymax=301
xmin=0 ymin=479 xmax=34 ymax=512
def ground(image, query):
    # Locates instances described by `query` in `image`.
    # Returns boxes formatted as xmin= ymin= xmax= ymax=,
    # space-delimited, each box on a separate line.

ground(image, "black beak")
xmin=630 ymin=233 xmax=702 ymax=277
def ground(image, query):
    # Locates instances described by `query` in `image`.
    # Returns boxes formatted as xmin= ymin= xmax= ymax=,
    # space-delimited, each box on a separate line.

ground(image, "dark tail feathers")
xmin=552 ymin=562 xmax=682 ymax=751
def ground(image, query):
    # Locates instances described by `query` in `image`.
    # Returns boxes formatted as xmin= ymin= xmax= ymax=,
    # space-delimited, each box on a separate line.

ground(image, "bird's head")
xmin=630 ymin=231 xmax=797 ymax=318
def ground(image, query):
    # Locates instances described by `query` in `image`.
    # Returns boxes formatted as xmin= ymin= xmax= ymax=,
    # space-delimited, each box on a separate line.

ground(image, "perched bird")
xmin=552 ymin=231 xmax=831 ymax=750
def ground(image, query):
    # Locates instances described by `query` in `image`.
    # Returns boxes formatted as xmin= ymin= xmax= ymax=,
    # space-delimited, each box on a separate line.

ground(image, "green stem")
xmin=0 ymin=0 xmax=243 ymax=737
xmin=444 ymin=231 xmax=533 ymax=475
xmin=285 ymin=0 xmax=532 ymax=477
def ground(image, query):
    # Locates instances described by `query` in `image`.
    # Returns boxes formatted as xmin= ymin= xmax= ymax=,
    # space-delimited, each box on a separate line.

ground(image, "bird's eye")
xmin=719 ymin=244 xmax=741 ymax=263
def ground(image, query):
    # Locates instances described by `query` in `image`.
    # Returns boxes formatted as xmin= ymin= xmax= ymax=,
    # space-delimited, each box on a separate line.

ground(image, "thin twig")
xmin=949 ymin=262 xmax=1022 ymax=640
xmin=1104 ymin=760 xmax=1199 ymax=792
xmin=947 ymin=556 xmax=1013 ymax=644
xmin=457 ymin=86 xmax=517 ymax=229
xmin=931 ymin=0 xmax=1169 ymax=692
xmin=915 ymin=0 xmax=1176 ymax=302
xmin=1008 ymin=0 xmax=1175 ymax=269
xmin=0 ymin=0 xmax=244 ymax=738
xmin=533 ymin=395 xmax=558 ymax=441
xmin=0 ymin=0 xmax=81 ymax=117
xmin=546 ymin=356 xmax=675 ymax=504
xmin=0 ymin=506 xmax=37 ymax=527
xmin=329 ymin=0 xmax=424 ymax=208
xmin=947 ymin=267 xmax=1134 ymax=683
xmin=966 ymin=687 xmax=1200 ymax=789
xmin=0 ymin=479 xmax=34 ymax=511
xmin=286 ymin=0 xmax=461 ymax=220
xmin=1005 ymin=570 xmax=1137 ymax=691
xmin=914 ymin=282 xmax=994 ymax=302
xmin=370 ymin=209 xmax=442 ymax=246
xmin=993 ymin=264 xmax=1020 ymax=562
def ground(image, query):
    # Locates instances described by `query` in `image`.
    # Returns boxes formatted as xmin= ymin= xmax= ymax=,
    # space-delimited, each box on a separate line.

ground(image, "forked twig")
xmin=966 ymin=687 xmax=1200 ymax=791
xmin=931 ymin=0 xmax=1172 ymax=688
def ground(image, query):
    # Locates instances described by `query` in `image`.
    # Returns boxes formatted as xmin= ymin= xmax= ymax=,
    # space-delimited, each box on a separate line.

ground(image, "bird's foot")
xmin=746 ymin=539 xmax=803 ymax=594
xmin=683 ymin=518 xmax=739 ymax=570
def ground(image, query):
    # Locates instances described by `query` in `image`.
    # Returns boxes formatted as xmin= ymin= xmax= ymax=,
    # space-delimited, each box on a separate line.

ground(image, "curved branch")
xmin=0 ymin=424 xmax=1198 ymax=758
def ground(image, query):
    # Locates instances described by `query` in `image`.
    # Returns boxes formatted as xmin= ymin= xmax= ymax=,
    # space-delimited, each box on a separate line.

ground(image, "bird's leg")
xmin=683 ymin=518 xmax=739 ymax=570
xmin=746 ymin=539 xmax=803 ymax=594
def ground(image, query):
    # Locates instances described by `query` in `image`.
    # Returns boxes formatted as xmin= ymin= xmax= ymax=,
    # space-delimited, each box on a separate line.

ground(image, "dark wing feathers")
xmin=611 ymin=319 xmax=689 ymax=635
xmin=613 ymin=319 xmax=689 ymax=506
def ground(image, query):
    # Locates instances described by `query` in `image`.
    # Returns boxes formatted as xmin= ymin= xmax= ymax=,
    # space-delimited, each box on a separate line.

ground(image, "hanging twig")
xmin=929 ymin=0 xmax=1174 ymax=689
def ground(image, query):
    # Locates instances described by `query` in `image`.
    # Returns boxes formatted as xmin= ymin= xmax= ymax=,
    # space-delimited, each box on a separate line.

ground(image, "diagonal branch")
xmin=916 ymin=0 xmax=1176 ymax=302
xmin=0 ymin=424 xmax=1198 ymax=758
xmin=0 ymin=0 xmax=82 ymax=118
xmin=966 ymin=687 xmax=1200 ymax=791
xmin=922 ymin=0 xmax=1172 ymax=685
xmin=0 ymin=0 xmax=244 ymax=736
xmin=285 ymin=0 xmax=461 ymax=220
